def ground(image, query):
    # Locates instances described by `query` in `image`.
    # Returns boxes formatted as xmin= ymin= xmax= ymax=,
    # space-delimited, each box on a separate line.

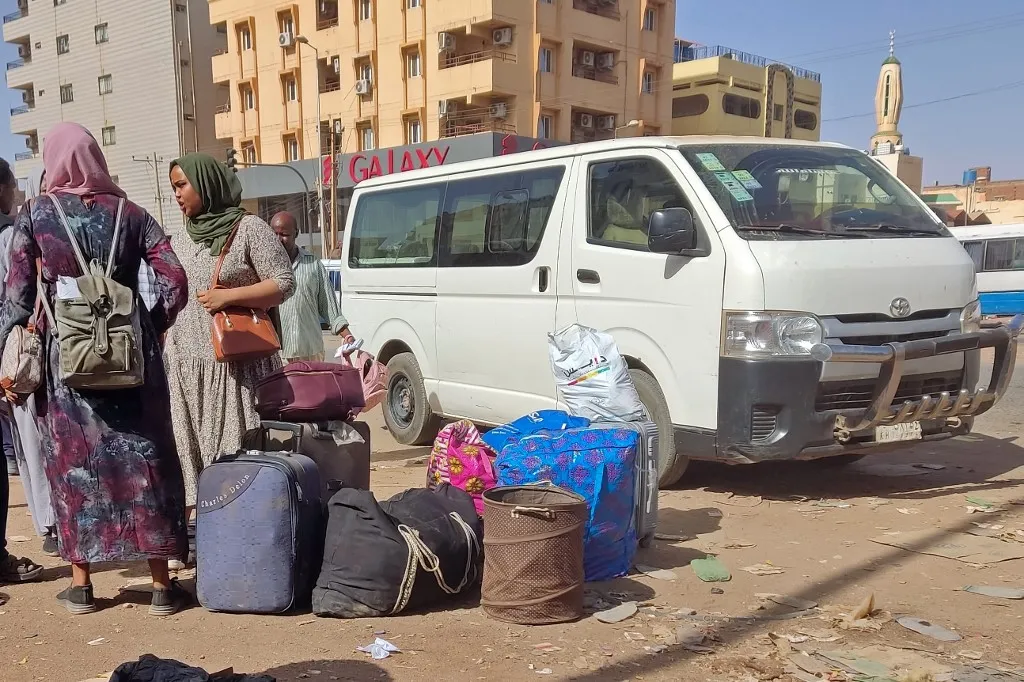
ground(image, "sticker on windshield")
xmin=696 ymin=153 xmax=725 ymax=172
xmin=714 ymin=171 xmax=754 ymax=202
xmin=731 ymin=170 xmax=762 ymax=190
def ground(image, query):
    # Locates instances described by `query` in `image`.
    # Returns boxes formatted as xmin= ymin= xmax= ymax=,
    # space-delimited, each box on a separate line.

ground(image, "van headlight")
xmin=960 ymin=299 xmax=982 ymax=333
xmin=722 ymin=311 xmax=824 ymax=358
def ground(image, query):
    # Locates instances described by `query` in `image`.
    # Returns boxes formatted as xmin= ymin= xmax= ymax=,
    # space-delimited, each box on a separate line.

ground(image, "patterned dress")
xmin=0 ymin=194 xmax=189 ymax=564
xmin=163 ymin=214 xmax=295 ymax=506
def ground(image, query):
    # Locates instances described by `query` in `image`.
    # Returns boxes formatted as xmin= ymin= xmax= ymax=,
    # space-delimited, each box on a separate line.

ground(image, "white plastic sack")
xmin=548 ymin=324 xmax=646 ymax=422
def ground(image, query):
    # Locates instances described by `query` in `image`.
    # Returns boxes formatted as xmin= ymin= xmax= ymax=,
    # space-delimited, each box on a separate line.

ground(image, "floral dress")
xmin=163 ymin=214 xmax=295 ymax=506
xmin=0 ymin=194 xmax=189 ymax=564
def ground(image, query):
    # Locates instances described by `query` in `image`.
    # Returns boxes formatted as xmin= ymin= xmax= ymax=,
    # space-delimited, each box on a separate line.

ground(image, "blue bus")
xmin=953 ymin=223 xmax=1024 ymax=316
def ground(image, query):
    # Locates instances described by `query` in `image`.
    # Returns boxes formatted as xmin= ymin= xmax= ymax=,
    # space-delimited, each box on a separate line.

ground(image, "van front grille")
xmin=837 ymin=330 xmax=951 ymax=346
xmin=750 ymin=407 xmax=778 ymax=442
xmin=815 ymin=371 xmax=963 ymax=412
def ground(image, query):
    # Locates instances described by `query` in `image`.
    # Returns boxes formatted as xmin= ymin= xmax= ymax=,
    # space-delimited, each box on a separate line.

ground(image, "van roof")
xmin=356 ymin=135 xmax=855 ymax=189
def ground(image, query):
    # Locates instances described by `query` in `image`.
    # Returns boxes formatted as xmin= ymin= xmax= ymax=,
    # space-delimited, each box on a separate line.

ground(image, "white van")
xmin=340 ymin=136 xmax=1022 ymax=486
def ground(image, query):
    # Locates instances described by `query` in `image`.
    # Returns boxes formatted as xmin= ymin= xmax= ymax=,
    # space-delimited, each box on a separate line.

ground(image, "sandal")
xmin=0 ymin=552 xmax=44 ymax=583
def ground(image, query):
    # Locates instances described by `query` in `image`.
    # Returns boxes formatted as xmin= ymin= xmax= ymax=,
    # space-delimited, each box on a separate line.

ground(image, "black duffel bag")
xmin=312 ymin=483 xmax=483 ymax=618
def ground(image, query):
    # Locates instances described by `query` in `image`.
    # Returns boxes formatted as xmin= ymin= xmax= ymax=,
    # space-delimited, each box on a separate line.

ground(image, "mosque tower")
xmin=871 ymin=31 xmax=904 ymax=152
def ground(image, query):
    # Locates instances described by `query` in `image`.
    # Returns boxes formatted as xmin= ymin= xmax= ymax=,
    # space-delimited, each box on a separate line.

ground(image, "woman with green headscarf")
xmin=164 ymin=153 xmax=295 ymax=539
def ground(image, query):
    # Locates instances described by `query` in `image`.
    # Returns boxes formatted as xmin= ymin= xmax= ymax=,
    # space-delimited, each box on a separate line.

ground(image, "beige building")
xmin=208 ymin=0 xmax=675 ymax=165
xmin=3 ymin=0 xmax=224 ymax=228
xmin=670 ymin=40 xmax=822 ymax=140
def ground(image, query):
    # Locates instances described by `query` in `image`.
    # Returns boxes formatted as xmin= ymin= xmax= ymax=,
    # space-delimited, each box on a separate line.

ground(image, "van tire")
xmin=629 ymin=369 xmax=688 ymax=487
xmin=384 ymin=352 xmax=441 ymax=446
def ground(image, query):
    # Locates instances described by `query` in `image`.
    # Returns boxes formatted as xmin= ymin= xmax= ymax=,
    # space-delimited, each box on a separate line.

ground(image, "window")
xmin=56 ymin=34 xmax=69 ymax=55
xmin=359 ymin=63 xmax=373 ymax=83
xmin=588 ymin=157 xmax=690 ymax=250
xmin=280 ymin=15 xmax=294 ymax=37
xmin=539 ymin=47 xmax=553 ymax=73
xmin=350 ymin=185 xmax=444 ymax=267
xmin=883 ymin=73 xmax=891 ymax=117
xmin=671 ymin=94 xmax=708 ymax=117
xmin=641 ymin=71 xmax=655 ymax=94
xmin=286 ymin=136 xmax=299 ymax=161
xmin=239 ymin=27 xmax=252 ymax=51
xmin=242 ymin=86 xmax=255 ymax=110
xmin=441 ymin=167 xmax=565 ymax=267
xmin=538 ymin=115 xmax=553 ymax=139
xmin=359 ymin=0 xmax=372 ymax=21
xmin=285 ymin=77 xmax=297 ymax=101
xmin=101 ymin=126 xmax=116 ymax=146
xmin=722 ymin=93 xmax=760 ymax=119
xmin=95 ymin=23 xmax=109 ymax=44
xmin=407 ymin=0 xmax=420 ymax=7
xmin=242 ymin=144 xmax=257 ymax=164
xmin=963 ymin=241 xmax=985 ymax=271
xmin=773 ymin=103 xmax=784 ymax=122
xmin=98 ymin=74 xmax=113 ymax=95
xmin=175 ymin=2 xmax=186 ymax=12
xmin=983 ymin=239 xmax=1017 ymax=271
xmin=53 ymin=0 xmax=66 ymax=5
xmin=360 ymin=126 xmax=375 ymax=151
xmin=794 ymin=109 xmax=817 ymax=131
xmin=407 ymin=119 xmax=422 ymax=144
xmin=407 ymin=52 xmax=421 ymax=78
xmin=59 ymin=84 xmax=74 ymax=104
xmin=643 ymin=6 xmax=656 ymax=31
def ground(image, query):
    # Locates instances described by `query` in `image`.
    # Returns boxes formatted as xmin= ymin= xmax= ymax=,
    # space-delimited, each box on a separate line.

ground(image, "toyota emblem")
xmin=890 ymin=297 xmax=911 ymax=318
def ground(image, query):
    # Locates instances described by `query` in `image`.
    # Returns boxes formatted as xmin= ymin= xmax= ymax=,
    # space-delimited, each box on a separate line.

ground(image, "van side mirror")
xmin=647 ymin=208 xmax=698 ymax=254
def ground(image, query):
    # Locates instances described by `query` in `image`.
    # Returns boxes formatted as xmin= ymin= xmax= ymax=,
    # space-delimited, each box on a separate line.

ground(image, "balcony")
xmin=317 ymin=0 xmax=339 ymax=31
xmin=3 ymin=8 xmax=26 ymax=23
xmin=10 ymin=104 xmax=32 ymax=116
xmin=440 ymin=105 xmax=516 ymax=139
xmin=15 ymin=151 xmax=37 ymax=162
xmin=212 ymin=51 xmax=235 ymax=84
xmin=214 ymin=104 xmax=233 ymax=140
xmin=435 ymin=49 xmax=517 ymax=100
xmin=441 ymin=49 xmax=515 ymax=70
xmin=572 ymin=63 xmax=618 ymax=85
xmin=6 ymin=57 xmax=28 ymax=71
xmin=573 ymin=0 xmax=620 ymax=20
xmin=674 ymin=42 xmax=821 ymax=83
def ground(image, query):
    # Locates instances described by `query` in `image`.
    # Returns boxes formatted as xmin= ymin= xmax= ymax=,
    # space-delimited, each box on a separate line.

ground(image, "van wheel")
xmin=384 ymin=352 xmax=441 ymax=446
xmin=629 ymin=369 xmax=688 ymax=487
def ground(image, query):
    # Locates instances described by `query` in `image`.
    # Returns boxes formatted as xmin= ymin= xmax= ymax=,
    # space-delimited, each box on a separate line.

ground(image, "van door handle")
xmin=537 ymin=266 xmax=549 ymax=293
xmin=576 ymin=269 xmax=600 ymax=284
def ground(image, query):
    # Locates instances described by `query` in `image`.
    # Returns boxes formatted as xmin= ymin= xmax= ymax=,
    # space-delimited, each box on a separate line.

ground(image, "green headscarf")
xmin=172 ymin=153 xmax=247 ymax=256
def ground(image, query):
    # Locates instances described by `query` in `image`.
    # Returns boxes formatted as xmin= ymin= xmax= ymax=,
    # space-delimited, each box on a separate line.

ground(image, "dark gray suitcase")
xmin=589 ymin=421 xmax=659 ymax=547
xmin=244 ymin=421 xmax=371 ymax=503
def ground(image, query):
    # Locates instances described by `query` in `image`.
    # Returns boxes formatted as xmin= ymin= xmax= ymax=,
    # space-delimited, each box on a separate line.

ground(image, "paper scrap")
xmin=742 ymin=563 xmax=785 ymax=576
xmin=962 ymin=585 xmax=1024 ymax=600
xmin=357 ymin=637 xmax=400 ymax=660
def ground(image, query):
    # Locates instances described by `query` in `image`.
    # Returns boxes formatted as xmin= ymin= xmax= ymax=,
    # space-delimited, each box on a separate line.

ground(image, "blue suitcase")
xmin=196 ymin=450 xmax=322 ymax=614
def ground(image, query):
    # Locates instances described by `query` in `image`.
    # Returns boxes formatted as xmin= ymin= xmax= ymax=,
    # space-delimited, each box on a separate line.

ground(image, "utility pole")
xmin=330 ymin=120 xmax=343 ymax=255
xmin=132 ymin=152 xmax=168 ymax=226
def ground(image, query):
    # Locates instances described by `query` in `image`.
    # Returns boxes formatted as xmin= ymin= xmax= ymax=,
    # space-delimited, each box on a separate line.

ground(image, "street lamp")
xmin=614 ymin=119 xmax=642 ymax=138
xmin=296 ymin=35 xmax=326 ymax=252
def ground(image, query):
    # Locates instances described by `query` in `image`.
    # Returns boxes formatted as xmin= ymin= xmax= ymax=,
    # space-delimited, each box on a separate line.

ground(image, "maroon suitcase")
xmin=254 ymin=361 xmax=366 ymax=422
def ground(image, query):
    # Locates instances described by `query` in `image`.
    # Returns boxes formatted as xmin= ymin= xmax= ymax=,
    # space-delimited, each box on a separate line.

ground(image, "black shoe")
xmin=41 ymin=533 xmax=59 ymax=557
xmin=56 ymin=584 xmax=96 ymax=615
xmin=150 ymin=579 xmax=190 ymax=617
xmin=5 ymin=457 xmax=18 ymax=476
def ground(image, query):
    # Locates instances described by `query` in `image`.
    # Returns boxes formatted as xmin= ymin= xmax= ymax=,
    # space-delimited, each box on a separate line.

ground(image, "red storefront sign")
xmin=322 ymin=145 xmax=452 ymax=185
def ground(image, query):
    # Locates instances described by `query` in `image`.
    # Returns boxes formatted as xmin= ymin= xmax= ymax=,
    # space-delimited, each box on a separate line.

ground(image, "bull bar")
xmin=808 ymin=315 xmax=1023 ymax=438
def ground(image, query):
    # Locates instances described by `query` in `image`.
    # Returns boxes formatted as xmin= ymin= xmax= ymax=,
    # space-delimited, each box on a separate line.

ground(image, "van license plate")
xmin=875 ymin=422 xmax=923 ymax=443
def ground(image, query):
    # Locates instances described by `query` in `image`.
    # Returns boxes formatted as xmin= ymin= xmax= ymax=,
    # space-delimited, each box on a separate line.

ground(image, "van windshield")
xmin=678 ymin=143 xmax=948 ymax=240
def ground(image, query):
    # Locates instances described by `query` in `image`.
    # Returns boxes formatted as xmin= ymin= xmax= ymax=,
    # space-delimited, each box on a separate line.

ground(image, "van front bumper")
xmin=712 ymin=315 xmax=1022 ymax=463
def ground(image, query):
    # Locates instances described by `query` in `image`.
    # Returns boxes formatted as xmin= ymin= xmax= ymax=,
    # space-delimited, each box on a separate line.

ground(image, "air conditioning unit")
xmin=21 ymin=91 xmax=31 ymax=103
xmin=355 ymin=79 xmax=372 ymax=95
xmin=597 ymin=115 xmax=615 ymax=130
xmin=578 ymin=113 xmax=594 ymax=128
xmin=438 ymin=99 xmax=456 ymax=117
xmin=438 ymin=32 xmax=456 ymax=52
xmin=492 ymin=28 xmax=513 ymax=46
xmin=278 ymin=32 xmax=295 ymax=48
xmin=490 ymin=102 xmax=508 ymax=119
xmin=580 ymin=50 xmax=595 ymax=67
xmin=17 ymin=45 xmax=29 ymax=58
xmin=332 ymin=56 xmax=341 ymax=74
xmin=597 ymin=52 xmax=614 ymax=70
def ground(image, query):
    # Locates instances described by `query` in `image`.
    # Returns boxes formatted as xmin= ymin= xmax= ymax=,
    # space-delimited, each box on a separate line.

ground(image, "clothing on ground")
xmin=278 ymin=246 xmax=347 ymax=359
xmin=109 ymin=654 xmax=275 ymax=682
xmin=164 ymin=213 xmax=295 ymax=506
xmin=0 ymin=192 xmax=190 ymax=564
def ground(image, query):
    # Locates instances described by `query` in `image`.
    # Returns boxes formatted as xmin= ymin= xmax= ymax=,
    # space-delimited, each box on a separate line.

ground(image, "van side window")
xmin=588 ymin=157 xmax=691 ymax=250
xmin=440 ymin=166 xmax=565 ymax=267
xmin=349 ymin=184 xmax=443 ymax=268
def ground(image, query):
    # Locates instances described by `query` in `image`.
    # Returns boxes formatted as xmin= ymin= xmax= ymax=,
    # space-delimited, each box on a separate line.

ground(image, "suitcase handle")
xmin=259 ymin=421 xmax=305 ymax=450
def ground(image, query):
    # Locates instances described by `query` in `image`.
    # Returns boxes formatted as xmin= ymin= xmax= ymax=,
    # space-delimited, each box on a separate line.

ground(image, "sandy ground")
xmin=1 ymin=344 xmax=1022 ymax=682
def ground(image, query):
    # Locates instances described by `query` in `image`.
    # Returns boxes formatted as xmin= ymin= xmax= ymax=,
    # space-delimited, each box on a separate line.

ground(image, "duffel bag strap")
xmin=391 ymin=512 xmax=480 ymax=615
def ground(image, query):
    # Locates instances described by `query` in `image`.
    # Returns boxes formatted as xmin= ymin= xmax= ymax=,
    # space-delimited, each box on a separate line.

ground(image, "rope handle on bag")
xmin=391 ymin=512 xmax=481 ymax=615
xmin=511 ymin=506 xmax=555 ymax=520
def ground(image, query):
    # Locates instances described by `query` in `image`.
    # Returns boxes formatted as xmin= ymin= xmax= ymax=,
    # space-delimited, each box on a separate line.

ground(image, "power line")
xmin=822 ymin=79 xmax=1024 ymax=123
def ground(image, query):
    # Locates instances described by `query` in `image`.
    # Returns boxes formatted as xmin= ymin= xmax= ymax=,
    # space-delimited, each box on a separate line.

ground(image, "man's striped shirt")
xmin=278 ymin=247 xmax=347 ymax=359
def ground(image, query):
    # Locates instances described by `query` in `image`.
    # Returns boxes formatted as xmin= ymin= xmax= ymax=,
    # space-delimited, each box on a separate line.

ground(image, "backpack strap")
xmin=47 ymin=194 xmax=125 ymax=277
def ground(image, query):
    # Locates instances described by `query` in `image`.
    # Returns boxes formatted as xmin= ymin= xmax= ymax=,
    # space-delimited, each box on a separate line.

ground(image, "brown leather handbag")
xmin=209 ymin=224 xmax=282 ymax=363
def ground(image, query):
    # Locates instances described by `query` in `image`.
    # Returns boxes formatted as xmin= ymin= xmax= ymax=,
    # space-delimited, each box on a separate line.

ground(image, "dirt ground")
xmin=2 ymin=346 xmax=1023 ymax=682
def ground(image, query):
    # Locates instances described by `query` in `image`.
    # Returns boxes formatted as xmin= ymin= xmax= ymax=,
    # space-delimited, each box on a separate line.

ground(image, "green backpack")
xmin=41 ymin=195 xmax=145 ymax=390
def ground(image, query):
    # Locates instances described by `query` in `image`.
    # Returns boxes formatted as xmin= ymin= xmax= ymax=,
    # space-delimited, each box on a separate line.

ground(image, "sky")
xmin=1 ymin=0 xmax=1022 ymax=186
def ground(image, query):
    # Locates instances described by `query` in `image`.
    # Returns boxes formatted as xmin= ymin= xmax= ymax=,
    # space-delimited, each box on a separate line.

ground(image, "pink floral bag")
xmin=337 ymin=349 xmax=388 ymax=417
xmin=426 ymin=420 xmax=498 ymax=516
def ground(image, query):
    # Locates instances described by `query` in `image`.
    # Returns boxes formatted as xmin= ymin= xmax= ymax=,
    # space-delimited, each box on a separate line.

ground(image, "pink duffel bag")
xmin=337 ymin=349 xmax=388 ymax=417
xmin=426 ymin=420 xmax=498 ymax=516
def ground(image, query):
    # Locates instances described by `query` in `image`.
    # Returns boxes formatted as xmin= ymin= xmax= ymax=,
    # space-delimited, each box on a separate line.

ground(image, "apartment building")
xmin=208 ymin=0 xmax=675 ymax=164
xmin=3 ymin=0 xmax=224 ymax=230
xmin=671 ymin=40 xmax=822 ymax=141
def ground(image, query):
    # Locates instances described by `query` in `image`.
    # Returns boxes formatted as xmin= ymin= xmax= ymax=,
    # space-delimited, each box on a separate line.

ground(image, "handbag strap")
xmin=211 ymin=221 xmax=242 ymax=288
xmin=48 ymin=194 xmax=125 ymax=278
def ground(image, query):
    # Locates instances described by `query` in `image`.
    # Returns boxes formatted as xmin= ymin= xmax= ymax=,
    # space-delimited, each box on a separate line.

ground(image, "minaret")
xmin=871 ymin=30 xmax=904 ymax=151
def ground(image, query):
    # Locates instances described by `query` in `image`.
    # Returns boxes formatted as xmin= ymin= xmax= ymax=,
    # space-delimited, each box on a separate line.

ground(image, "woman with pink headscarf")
xmin=0 ymin=123 xmax=191 ymax=616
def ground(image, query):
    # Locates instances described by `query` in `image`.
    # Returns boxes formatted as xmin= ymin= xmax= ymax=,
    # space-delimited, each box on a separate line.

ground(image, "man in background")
xmin=270 ymin=211 xmax=350 ymax=362
xmin=0 ymin=160 xmax=18 ymax=478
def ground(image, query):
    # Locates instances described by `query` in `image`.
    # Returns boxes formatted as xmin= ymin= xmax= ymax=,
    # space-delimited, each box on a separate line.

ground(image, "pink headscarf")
xmin=42 ymin=122 xmax=126 ymax=198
